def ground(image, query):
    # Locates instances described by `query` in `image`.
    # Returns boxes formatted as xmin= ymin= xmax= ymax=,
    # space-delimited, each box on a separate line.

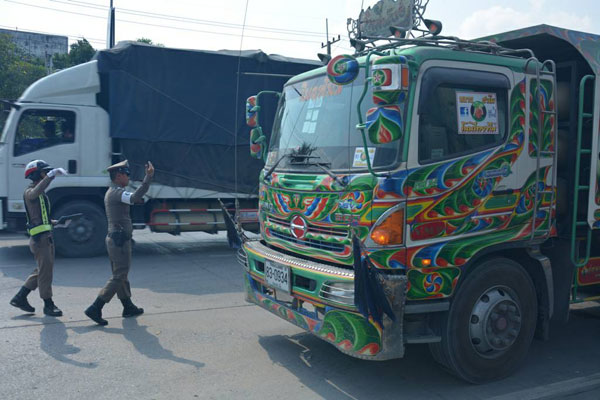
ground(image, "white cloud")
xmin=457 ymin=4 xmax=594 ymax=39
xmin=528 ymin=0 xmax=546 ymax=12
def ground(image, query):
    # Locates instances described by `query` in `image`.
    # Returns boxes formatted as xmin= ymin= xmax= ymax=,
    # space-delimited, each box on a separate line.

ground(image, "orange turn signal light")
xmin=370 ymin=208 xmax=404 ymax=246
xmin=401 ymin=65 xmax=409 ymax=90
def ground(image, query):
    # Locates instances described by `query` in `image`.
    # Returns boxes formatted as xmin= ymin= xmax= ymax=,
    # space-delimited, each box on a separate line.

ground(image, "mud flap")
xmin=372 ymin=274 xmax=408 ymax=360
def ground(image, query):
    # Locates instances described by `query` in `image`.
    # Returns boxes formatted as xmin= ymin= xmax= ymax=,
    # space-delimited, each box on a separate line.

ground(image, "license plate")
xmin=264 ymin=260 xmax=291 ymax=293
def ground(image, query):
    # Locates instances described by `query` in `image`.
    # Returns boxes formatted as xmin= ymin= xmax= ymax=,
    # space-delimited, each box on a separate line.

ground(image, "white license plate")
xmin=264 ymin=260 xmax=291 ymax=293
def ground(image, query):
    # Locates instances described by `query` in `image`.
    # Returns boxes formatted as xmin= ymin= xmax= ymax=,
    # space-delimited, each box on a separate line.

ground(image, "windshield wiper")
xmin=264 ymin=152 xmax=314 ymax=181
xmin=289 ymin=158 xmax=347 ymax=188
xmin=263 ymin=153 xmax=289 ymax=181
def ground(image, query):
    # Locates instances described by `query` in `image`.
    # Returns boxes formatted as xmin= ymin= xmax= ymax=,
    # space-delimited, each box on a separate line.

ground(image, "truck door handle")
xmin=12 ymin=163 xmax=25 ymax=167
xmin=68 ymin=160 xmax=77 ymax=174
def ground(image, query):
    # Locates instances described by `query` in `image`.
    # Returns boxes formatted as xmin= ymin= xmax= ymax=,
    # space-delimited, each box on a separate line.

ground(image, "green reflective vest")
xmin=25 ymin=194 xmax=52 ymax=236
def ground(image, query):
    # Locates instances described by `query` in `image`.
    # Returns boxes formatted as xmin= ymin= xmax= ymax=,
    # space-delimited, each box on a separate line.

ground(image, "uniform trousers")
xmin=23 ymin=232 xmax=54 ymax=299
xmin=98 ymin=236 xmax=132 ymax=302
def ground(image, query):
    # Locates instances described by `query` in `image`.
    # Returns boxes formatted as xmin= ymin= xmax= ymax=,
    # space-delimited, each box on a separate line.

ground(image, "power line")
xmin=3 ymin=0 xmax=325 ymax=44
xmin=58 ymin=0 xmax=328 ymax=38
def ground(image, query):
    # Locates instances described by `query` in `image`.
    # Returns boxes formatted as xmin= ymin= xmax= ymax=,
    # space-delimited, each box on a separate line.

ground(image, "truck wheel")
xmin=53 ymin=201 xmax=107 ymax=258
xmin=432 ymin=257 xmax=537 ymax=383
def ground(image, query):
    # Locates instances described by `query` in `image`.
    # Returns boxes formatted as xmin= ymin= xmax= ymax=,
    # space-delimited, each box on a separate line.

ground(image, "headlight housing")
xmin=370 ymin=205 xmax=405 ymax=246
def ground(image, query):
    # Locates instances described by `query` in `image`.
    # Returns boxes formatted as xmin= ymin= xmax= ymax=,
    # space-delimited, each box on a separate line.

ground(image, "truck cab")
xmin=242 ymin=26 xmax=600 ymax=383
xmin=0 ymin=61 xmax=112 ymax=256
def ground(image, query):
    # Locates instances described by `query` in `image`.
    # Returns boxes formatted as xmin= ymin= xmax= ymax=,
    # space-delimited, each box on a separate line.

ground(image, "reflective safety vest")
xmin=25 ymin=194 xmax=52 ymax=236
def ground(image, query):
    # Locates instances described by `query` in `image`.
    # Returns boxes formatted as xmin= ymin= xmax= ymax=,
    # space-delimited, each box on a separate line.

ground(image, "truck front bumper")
xmin=242 ymin=240 xmax=408 ymax=360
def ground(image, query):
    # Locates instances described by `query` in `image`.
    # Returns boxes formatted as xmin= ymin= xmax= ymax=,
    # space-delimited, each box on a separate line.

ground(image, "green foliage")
xmin=53 ymin=38 xmax=95 ymax=70
xmin=0 ymin=34 xmax=46 ymax=100
xmin=136 ymin=37 xmax=164 ymax=47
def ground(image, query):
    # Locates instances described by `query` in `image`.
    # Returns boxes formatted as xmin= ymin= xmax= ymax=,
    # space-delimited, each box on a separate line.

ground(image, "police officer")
xmin=10 ymin=160 xmax=66 ymax=316
xmin=85 ymin=160 xmax=154 ymax=325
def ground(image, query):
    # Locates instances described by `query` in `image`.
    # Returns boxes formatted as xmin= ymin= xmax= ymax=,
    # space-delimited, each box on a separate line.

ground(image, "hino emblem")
xmin=290 ymin=215 xmax=308 ymax=239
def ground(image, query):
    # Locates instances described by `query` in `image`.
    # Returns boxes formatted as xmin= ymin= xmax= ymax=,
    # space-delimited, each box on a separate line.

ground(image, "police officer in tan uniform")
xmin=85 ymin=160 xmax=154 ymax=325
xmin=10 ymin=160 xmax=66 ymax=316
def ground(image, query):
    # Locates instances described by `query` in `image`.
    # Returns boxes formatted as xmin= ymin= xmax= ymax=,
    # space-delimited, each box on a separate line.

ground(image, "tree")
xmin=53 ymin=38 xmax=96 ymax=70
xmin=0 ymin=34 xmax=46 ymax=100
xmin=136 ymin=37 xmax=164 ymax=47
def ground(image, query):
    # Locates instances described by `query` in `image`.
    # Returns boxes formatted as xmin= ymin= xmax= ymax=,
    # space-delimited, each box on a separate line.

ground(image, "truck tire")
xmin=53 ymin=201 xmax=107 ymax=258
xmin=430 ymin=257 xmax=537 ymax=383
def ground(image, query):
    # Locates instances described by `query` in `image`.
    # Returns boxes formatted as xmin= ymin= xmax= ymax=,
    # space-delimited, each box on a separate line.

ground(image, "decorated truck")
xmin=238 ymin=1 xmax=600 ymax=384
xmin=0 ymin=42 xmax=318 ymax=256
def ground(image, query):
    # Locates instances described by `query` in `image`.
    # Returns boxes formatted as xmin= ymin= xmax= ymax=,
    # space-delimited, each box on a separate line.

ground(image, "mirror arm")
xmin=356 ymin=50 xmax=390 ymax=178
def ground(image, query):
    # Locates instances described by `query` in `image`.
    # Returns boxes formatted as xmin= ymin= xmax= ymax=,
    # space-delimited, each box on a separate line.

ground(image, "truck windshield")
xmin=267 ymin=72 xmax=402 ymax=172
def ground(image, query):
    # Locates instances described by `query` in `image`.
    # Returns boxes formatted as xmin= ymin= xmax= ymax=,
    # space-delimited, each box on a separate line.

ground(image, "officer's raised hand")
xmin=145 ymin=161 xmax=155 ymax=178
xmin=46 ymin=168 xmax=68 ymax=178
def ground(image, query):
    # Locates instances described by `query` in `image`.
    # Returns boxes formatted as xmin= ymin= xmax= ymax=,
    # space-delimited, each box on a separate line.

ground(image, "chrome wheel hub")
xmin=469 ymin=286 xmax=522 ymax=358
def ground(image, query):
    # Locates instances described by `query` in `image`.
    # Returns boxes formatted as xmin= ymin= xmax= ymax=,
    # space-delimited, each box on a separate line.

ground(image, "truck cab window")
xmin=13 ymin=110 xmax=76 ymax=156
xmin=418 ymin=68 xmax=508 ymax=164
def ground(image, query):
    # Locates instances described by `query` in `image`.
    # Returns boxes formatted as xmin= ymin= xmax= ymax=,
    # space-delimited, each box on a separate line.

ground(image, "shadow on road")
xmin=257 ymin=307 xmax=600 ymax=400
xmin=73 ymin=317 xmax=204 ymax=369
xmin=10 ymin=315 xmax=97 ymax=369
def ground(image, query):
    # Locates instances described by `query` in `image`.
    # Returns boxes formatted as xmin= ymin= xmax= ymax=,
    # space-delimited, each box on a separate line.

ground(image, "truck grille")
xmin=267 ymin=215 xmax=348 ymax=238
xmin=270 ymin=230 xmax=346 ymax=253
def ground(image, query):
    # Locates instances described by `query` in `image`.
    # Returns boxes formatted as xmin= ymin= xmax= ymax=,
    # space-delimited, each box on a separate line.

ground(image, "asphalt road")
xmin=1 ymin=230 xmax=599 ymax=400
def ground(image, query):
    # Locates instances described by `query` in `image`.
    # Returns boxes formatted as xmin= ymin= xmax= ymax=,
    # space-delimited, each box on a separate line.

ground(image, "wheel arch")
xmin=47 ymin=187 xmax=108 ymax=215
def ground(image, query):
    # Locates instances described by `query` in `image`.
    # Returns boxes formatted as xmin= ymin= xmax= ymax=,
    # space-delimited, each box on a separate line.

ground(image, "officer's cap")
xmin=107 ymin=160 xmax=130 ymax=175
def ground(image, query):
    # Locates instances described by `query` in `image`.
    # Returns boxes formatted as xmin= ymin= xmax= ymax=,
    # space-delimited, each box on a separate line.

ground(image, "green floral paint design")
xmin=529 ymin=79 xmax=555 ymax=157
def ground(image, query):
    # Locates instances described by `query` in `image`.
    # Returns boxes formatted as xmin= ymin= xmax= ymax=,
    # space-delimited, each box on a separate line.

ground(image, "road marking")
xmin=325 ymin=379 xmax=358 ymax=400
xmin=488 ymin=372 xmax=600 ymax=400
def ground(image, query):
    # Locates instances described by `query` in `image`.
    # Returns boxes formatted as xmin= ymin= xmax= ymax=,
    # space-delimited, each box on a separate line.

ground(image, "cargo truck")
xmin=239 ymin=14 xmax=600 ymax=382
xmin=0 ymin=42 xmax=319 ymax=257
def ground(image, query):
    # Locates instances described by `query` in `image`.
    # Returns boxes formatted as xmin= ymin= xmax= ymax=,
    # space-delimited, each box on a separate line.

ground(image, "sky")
xmin=0 ymin=0 xmax=599 ymax=60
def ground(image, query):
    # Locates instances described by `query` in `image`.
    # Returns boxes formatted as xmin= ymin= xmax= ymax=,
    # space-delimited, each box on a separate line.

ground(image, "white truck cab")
xmin=0 ymin=60 xmax=257 ymax=256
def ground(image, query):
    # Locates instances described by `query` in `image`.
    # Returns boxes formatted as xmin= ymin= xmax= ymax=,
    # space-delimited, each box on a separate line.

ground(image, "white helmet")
xmin=25 ymin=160 xmax=52 ymax=180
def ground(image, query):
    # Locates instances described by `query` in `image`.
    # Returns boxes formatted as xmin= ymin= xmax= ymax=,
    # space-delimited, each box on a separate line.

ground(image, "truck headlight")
xmin=370 ymin=206 xmax=405 ymax=246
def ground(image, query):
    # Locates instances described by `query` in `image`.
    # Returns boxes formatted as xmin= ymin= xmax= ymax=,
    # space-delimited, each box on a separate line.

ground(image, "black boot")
xmin=85 ymin=297 xmax=108 ymax=325
xmin=43 ymin=298 xmax=63 ymax=317
xmin=10 ymin=286 xmax=35 ymax=313
xmin=121 ymin=298 xmax=144 ymax=318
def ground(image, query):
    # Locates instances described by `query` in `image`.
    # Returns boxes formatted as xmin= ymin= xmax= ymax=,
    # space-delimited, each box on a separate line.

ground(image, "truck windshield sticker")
xmin=353 ymin=147 xmax=376 ymax=167
xmin=456 ymin=92 xmax=498 ymax=135
xmin=298 ymin=77 xmax=343 ymax=102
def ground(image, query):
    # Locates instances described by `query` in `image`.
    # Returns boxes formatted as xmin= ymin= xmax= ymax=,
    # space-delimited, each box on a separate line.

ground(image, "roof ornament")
xmin=347 ymin=0 xmax=442 ymax=52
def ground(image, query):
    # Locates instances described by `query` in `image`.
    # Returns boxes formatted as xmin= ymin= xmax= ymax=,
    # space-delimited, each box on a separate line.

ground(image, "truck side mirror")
xmin=365 ymin=55 xmax=409 ymax=144
xmin=245 ymin=92 xmax=280 ymax=160
xmin=326 ymin=54 xmax=359 ymax=85
xmin=246 ymin=95 xmax=259 ymax=127
xmin=246 ymin=95 xmax=265 ymax=159
xmin=250 ymin=127 xmax=266 ymax=159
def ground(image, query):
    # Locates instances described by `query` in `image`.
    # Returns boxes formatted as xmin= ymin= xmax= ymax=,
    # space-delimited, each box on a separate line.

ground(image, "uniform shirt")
xmin=105 ymin=175 xmax=151 ymax=235
xmin=24 ymin=175 xmax=53 ymax=231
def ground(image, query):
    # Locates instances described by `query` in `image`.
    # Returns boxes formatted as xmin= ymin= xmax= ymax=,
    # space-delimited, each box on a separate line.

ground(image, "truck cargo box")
xmin=95 ymin=42 xmax=320 ymax=194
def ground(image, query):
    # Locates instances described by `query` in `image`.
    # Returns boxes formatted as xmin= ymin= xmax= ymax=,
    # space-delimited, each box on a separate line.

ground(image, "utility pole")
xmin=106 ymin=0 xmax=115 ymax=49
xmin=321 ymin=18 xmax=340 ymax=57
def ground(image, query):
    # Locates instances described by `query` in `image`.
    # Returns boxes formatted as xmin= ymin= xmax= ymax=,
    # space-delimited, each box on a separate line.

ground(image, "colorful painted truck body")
xmin=241 ymin=24 xmax=600 ymax=383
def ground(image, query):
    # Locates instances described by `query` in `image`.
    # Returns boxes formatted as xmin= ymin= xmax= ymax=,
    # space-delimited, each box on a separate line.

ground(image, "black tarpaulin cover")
xmin=95 ymin=42 xmax=319 ymax=193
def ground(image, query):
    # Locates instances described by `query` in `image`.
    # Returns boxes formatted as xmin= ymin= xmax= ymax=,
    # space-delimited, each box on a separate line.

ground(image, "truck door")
xmin=7 ymin=107 xmax=80 ymax=214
